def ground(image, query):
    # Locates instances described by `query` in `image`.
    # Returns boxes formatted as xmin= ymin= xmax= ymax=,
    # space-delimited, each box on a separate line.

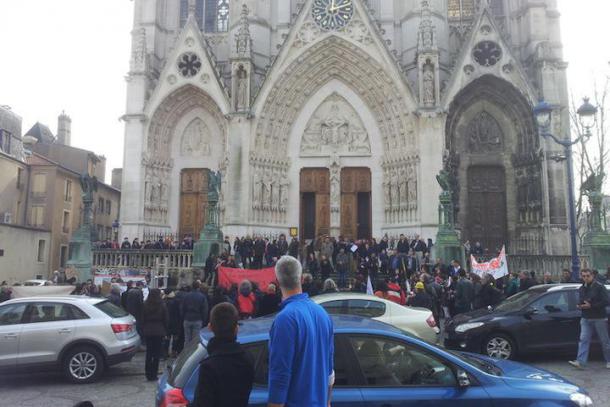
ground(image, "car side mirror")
xmin=524 ymin=308 xmax=538 ymax=318
xmin=457 ymin=370 xmax=471 ymax=388
xmin=544 ymin=305 xmax=560 ymax=313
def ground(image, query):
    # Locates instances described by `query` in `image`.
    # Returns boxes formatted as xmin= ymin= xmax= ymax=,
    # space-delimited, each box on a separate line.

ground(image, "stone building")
xmin=120 ymin=0 xmax=571 ymax=255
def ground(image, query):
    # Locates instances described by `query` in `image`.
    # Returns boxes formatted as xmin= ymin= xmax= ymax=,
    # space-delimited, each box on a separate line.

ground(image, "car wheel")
xmin=63 ymin=346 xmax=105 ymax=384
xmin=484 ymin=334 xmax=516 ymax=360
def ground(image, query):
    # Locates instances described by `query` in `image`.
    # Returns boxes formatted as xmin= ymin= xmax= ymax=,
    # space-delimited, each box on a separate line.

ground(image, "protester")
xmin=126 ymin=281 xmax=144 ymax=336
xmin=268 ymin=256 xmax=334 ymax=407
xmin=258 ymin=283 xmax=281 ymax=317
xmin=408 ymin=281 xmax=433 ymax=310
xmin=192 ymin=303 xmax=254 ymax=407
xmin=322 ymin=278 xmax=339 ymax=294
xmin=455 ymin=269 xmax=474 ymax=315
xmin=236 ymin=280 xmax=257 ymax=319
xmin=519 ymin=271 xmax=536 ymax=292
xmin=107 ymin=284 xmax=122 ymax=307
xmin=182 ymin=281 xmax=209 ymax=348
xmin=569 ymin=269 xmax=610 ymax=369
xmin=141 ymin=288 xmax=169 ymax=381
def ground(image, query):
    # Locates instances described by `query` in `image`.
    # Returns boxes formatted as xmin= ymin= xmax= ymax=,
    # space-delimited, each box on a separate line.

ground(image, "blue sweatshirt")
xmin=268 ymin=293 xmax=334 ymax=406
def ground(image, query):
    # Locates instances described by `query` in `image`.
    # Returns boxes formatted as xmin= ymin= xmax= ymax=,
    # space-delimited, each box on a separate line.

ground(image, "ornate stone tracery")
xmin=180 ymin=118 xmax=211 ymax=156
xmin=300 ymin=94 xmax=371 ymax=156
xmin=250 ymin=155 xmax=291 ymax=225
xmin=382 ymin=156 xmax=420 ymax=224
xmin=466 ymin=111 xmax=503 ymax=153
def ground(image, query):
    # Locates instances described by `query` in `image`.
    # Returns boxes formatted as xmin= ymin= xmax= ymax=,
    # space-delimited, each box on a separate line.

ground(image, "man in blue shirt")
xmin=268 ymin=256 xmax=334 ymax=407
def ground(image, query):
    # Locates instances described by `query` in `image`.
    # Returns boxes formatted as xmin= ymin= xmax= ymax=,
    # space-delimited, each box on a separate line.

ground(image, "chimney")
xmin=57 ymin=111 xmax=72 ymax=146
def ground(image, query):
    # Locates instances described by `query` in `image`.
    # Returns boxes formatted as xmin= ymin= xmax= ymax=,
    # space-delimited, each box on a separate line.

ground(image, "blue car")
xmin=157 ymin=315 xmax=592 ymax=407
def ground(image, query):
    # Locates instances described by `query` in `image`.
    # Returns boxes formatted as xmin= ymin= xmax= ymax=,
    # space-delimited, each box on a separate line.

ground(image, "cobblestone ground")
xmin=0 ymin=353 xmax=608 ymax=407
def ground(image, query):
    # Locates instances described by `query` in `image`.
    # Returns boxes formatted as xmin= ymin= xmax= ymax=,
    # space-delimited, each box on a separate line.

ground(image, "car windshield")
xmin=494 ymin=289 xmax=542 ymax=312
xmin=448 ymin=350 xmax=502 ymax=376
xmin=94 ymin=300 xmax=129 ymax=318
xmin=168 ymin=340 xmax=207 ymax=387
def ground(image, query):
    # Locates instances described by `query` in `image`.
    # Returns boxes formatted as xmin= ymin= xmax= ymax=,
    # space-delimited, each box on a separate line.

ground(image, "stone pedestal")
xmin=582 ymin=191 xmax=610 ymax=271
xmin=433 ymin=191 xmax=465 ymax=266
xmin=192 ymin=224 xmax=224 ymax=269
xmin=66 ymin=225 xmax=94 ymax=283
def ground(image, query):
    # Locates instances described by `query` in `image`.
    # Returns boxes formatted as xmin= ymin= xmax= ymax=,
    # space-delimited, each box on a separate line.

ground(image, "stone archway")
xmin=145 ymin=85 xmax=227 ymax=230
xmin=250 ymin=37 xmax=419 ymax=234
xmin=446 ymin=75 xmax=540 ymax=254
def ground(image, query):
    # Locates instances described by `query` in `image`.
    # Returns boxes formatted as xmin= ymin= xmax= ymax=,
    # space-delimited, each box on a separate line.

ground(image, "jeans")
xmin=145 ymin=336 xmax=163 ymax=380
xmin=183 ymin=320 xmax=203 ymax=349
xmin=577 ymin=318 xmax=610 ymax=364
xmin=338 ymin=270 xmax=347 ymax=289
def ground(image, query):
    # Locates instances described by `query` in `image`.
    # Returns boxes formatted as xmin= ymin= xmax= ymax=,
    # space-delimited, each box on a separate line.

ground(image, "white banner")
xmin=471 ymin=246 xmax=509 ymax=280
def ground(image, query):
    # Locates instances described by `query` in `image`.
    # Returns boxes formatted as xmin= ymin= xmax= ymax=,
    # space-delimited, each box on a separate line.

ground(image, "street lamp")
xmin=533 ymin=98 xmax=598 ymax=281
xmin=112 ymin=219 xmax=120 ymax=243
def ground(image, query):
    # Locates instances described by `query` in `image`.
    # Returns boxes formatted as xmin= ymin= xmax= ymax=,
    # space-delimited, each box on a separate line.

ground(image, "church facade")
xmin=120 ymin=0 xmax=571 ymax=255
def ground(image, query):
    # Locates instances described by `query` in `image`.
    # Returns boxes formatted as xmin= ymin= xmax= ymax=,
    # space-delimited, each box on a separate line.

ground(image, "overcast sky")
xmin=1 ymin=0 xmax=608 ymax=183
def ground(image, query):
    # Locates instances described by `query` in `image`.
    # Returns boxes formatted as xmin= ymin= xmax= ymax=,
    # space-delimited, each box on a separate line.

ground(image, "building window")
xmin=60 ymin=245 xmax=68 ymax=268
xmin=62 ymin=211 xmax=70 ymax=233
xmin=105 ymin=226 xmax=112 ymax=240
xmin=0 ymin=129 xmax=11 ymax=154
xmin=17 ymin=168 xmax=23 ymax=189
xmin=106 ymin=200 xmax=111 ymax=215
xmin=98 ymin=198 xmax=104 ymax=214
xmin=37 ymin=239 xmax=46 ymax=262
xmin=448 ymin=0 xmax=475 ymax=21
xmin=96 ymin=224 xmax=103 ymax=242
xmin=32 ymin=173 xmax=46 ymax=194
xmin=180 ymin=0 xmax=205 ymax=27
xmin=489 ymin=0 xmax=505 ymax=17
xmin=31 ymin=206 xmax=44 ymax=227
xmin=64 ymin=180 xmax=72 ymax=201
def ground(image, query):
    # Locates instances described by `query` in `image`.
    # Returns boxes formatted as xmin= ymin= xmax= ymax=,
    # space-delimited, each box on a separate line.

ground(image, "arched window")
xmin=180 ymin=0 xmax=205 ymax=28
xmin=448 ymin=0 xmax=475 ymax=21
xmin=204 ymin=0 xmax=230 ymax=32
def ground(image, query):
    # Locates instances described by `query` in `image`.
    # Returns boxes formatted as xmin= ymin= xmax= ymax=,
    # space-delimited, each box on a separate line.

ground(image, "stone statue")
xmin=436 ymin=169 xmax=452 ymax=194
xmin=423 ymin=62 xmax=435 ymax=107
xmin=582 ymin=171 xmax=604 ymax=195
xmin=80 ymin=174 xmax=98 ymax=202
xmin=236 ymin=65 xmax=249 ymax=111
xmin=208 ymin=170 xmax=222 ymax=202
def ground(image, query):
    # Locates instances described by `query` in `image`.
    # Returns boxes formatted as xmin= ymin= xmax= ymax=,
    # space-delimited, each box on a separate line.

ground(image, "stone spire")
xmin=234 ymin=4 xmax=252 ymax=58
xmin=418 ymin=0 xmax=436 ymax=53
xmin=188 ymin=0 xmax=197 ymax=17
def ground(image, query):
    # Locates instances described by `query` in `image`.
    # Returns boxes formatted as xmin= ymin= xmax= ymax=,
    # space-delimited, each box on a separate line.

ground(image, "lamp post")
xmin=112 ymin=219 xmax=120 ymax=244
xmin=533 ymin=98 xmax=598 ymax=281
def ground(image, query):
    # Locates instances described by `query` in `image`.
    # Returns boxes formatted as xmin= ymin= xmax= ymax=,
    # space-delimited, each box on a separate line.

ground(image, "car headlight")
xmin=570 ymin=393 xmax=593 ymax=407
xmin=455 ymin=322 xmax=484 ymax=333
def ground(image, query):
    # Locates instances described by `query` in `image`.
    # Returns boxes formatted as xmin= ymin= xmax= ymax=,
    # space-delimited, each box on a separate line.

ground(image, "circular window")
xmin=177 ymin=52 xmax=202 ymax=78
xmin=473 ymin=41 xmax=502 ymax=67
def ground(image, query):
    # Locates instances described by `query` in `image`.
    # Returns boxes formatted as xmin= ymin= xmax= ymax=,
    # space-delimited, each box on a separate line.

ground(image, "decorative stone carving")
xmin=142 ymin=155 xmax=173 ymax=224
xmin=300 ymin=94 xmax=371 ymax=156
xmin=473 ymin=41 xmax=502 ymax=67
xmin=235 ymin=5 xmax=252 ymax=57
xmin=345 ymin=19 xmax=373 ymax=45
xmin=422 ymin=61 xmax=436 ymax=107
xmin=249 ymin=155 xmax=291 ymax=224
xmin=418 ymin=1 xmax=436 ymax=51
xmin=181 ymin=118 xmax=211 ymax=156
xmin=467 ymin=111 xmax=503 ymax=153
xmin=294 ymin=22 xmax=321 ymax=48
xmin=130 ymin=27 xmax=147 ymax=72
xmin=235 ymin=65 xmax=249 ymax=111
xmin=382 ymin=156 xmax=419 ymax=224
xmin=463 ymin=64 xmax=475 ymax=75
xmin=177 ymin=52 xmax=202 ymax=77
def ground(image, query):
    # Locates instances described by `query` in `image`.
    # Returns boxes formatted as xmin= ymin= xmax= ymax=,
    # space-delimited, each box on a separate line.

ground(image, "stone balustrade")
xmin=92 ymin=249 xmax=194 ymax=271
xmin=507 ymin=255 xmax=591 ymax=278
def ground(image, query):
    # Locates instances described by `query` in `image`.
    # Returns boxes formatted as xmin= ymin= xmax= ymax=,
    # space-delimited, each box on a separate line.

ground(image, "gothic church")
xmin=120 ymin=0 xmax=571 ymax=255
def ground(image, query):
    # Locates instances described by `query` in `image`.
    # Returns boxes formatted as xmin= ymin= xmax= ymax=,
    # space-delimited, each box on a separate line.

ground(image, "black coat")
xmin=579 ymin=280 xmax=609 ymax=319
xmin=193 ymin=337 xmax=254 ymax=407
xmin=141 ymin=302 xmax=169 ymax=337
xmin=125 ymin=288 xmax=144 ymax=320
xmin=258 ymin=293 xmax=281 ymax=317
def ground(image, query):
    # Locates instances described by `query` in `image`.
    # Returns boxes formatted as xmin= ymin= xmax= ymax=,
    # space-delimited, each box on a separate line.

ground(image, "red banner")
xmin=218 ymin=266 xmax=277 ymax=290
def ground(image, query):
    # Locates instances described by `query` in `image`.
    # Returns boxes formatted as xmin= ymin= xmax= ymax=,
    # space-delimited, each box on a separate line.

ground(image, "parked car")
xmin=312 ymin=292 xmax=438 ymax=343
xmin=157 ymin=315 xmax=592 ymax=407
xmin=0 ymin=296 xmax=140 ymax=383
xmin=23 ymin=279 xmax=54 ymax=286
xmin=445 ymin=284 xmax=610 ymax=360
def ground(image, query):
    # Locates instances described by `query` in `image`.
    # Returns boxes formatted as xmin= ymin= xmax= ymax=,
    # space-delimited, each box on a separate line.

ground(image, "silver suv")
xmin=0 ymin=296 xmax=140 ymax=383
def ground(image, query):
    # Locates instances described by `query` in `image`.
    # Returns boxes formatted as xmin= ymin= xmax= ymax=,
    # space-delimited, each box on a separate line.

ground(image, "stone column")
xmin=329 ymin=155 xmax=341 ymax=237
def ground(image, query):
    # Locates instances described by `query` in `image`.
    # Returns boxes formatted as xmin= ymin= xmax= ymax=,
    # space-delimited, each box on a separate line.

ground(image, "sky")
xmin=0 ymin=0 xmax=609 ymax=184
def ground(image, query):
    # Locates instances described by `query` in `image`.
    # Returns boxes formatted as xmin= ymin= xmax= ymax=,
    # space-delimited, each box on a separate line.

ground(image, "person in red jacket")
xmin=236 ymin=280 xmax=257 ymax=319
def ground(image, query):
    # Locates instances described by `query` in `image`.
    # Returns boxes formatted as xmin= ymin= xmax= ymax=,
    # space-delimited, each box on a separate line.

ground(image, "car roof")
xmin=312 ymin=292 xmax=387 ymax=302
xmin=200 ymin=314 xmax=405 ymax=344
xmin=2 ymin=295 xmax=104 ymax=305
xmin=535 ymin=283 xmax=610 ymax=293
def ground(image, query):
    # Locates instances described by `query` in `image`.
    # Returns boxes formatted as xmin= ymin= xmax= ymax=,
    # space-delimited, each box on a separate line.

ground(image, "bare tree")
xmin=571 ymin=64 xmax=610 ymax=245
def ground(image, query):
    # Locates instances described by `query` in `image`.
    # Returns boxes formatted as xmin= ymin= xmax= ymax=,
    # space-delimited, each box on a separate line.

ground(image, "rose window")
xmin=472 ymin=41 xmax=502 ymax=67
xmin=178 ymin=53 xmax=202 ymax=77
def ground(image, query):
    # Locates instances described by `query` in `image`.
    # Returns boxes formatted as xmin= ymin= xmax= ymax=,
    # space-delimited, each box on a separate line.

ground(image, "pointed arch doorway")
xmin=179 ymin=168 xmax=209 ymax=239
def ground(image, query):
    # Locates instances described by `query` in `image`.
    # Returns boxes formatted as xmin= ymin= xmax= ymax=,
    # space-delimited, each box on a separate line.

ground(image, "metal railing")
xmin=92 ymin=249 xmax=193 ymax=270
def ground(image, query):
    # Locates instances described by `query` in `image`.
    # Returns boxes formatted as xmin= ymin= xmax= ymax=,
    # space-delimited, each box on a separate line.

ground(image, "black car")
xmin=444 ymin=284 xmax=610 ymax=360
